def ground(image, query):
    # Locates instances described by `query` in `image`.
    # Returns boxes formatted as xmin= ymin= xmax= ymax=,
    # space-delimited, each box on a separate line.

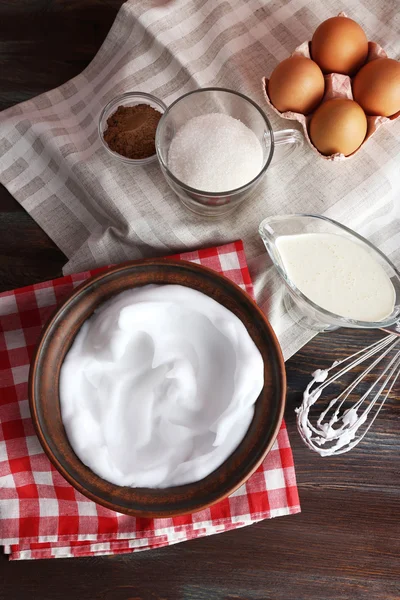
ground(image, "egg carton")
xmin=262 ymin=13 xmax=400 ymax=161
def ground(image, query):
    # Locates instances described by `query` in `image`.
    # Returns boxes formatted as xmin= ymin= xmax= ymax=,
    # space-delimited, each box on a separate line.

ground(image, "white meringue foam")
xmin=59 ymin=284 xmax=264 ymax=488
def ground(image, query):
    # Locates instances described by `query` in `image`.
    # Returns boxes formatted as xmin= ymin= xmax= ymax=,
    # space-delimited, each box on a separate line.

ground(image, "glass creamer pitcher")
xmin=155 ymin=88 xmax=303 ymax=217
xmin=259 ymin=214 xmax=400 ymax=332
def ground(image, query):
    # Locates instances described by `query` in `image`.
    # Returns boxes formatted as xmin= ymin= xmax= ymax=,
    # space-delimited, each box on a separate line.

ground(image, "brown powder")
xmin=103 ymin=104 xmax=162 ymax=160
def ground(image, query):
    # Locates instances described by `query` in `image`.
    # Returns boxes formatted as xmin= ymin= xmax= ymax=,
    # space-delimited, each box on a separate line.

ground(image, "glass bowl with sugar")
xmin=155 ymin=88 xmax=303 ymax=217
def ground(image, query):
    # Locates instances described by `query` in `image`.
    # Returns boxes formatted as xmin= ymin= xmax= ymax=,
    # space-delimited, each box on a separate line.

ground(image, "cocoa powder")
xmin=103 ymin=104 xmax=162 ymax=160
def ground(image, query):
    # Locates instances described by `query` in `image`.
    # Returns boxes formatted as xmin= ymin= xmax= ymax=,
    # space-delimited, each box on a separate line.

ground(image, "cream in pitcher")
xmin=276 ymin=232 xmax=395 ymax=322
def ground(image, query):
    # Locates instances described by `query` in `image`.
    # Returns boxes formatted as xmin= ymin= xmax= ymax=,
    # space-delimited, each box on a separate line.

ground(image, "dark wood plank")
xmin=0 ymin=1 xmax=399 ymax=599
xmin=0 ymin=0 xmax=123 ymax=110
xmin=0 ymin=187 xmax=66 ymax=290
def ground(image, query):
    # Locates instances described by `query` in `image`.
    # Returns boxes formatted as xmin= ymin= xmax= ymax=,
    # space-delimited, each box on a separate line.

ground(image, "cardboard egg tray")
xmin=262 ymin=14 xmax=400 ymax=161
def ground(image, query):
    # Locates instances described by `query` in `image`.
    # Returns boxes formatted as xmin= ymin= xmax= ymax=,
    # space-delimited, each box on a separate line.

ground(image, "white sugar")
xmin=167 ymin=113 xmax=263 ymax=193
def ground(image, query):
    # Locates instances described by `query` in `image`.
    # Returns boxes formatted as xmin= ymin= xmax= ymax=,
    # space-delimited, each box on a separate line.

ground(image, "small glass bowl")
xmin=259 ymin=214 xmax=400 ymax=332
xmin=98 ymin=92 xmax=167 ymax=165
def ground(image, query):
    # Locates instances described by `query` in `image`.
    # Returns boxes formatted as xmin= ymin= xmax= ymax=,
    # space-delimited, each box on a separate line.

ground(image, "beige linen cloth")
xmin=0 ymin=0 xmax=399 ymax=360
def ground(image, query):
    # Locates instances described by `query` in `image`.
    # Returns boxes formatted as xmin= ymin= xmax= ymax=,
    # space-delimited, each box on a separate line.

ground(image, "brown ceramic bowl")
xmin=29 ymin=259 xmax=286 ymax=517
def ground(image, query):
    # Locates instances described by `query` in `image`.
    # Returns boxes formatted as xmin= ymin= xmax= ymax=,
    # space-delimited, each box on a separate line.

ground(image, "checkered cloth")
xmin=0 ymin=241 xmax=300 ymax=560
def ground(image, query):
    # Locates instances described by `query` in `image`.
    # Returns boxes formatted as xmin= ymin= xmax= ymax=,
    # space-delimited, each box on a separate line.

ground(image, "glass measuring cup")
xmin=259 ymin=214 xmax=400 ymax=332
xmin=155 ymin=88 xmax=303 ymax=216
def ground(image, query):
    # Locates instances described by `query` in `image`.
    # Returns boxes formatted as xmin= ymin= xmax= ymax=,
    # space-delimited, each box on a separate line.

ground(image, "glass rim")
xmin=155 ymin=87 xmax=275 ymax=197
xmin=259 ymin=213 xmax=400 ymax=329
xmin=98 ymin=92 xmax=167 ymax=165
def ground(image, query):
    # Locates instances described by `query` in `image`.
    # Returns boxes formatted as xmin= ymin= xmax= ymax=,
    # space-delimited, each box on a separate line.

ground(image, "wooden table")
xmin=0 ymin=2 xmax=399 ymax=599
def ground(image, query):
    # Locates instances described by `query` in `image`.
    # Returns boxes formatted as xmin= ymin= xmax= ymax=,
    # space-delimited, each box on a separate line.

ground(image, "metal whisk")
xmin=296 ymin=325 xmax=400 ymax=456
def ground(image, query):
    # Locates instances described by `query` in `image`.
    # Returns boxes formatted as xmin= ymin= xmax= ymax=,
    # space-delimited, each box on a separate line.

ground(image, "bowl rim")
xmin=28 ymin=258 xmax=286 ymax=517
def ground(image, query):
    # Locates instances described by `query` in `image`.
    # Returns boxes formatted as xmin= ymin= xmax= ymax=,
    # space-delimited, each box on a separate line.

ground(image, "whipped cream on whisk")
xmin=296 ymin=331 xmax=400 ymax=456
xmin=295 ymin=364 xmax=368 ymax=457
xmin=60 ymin=284 xmax=264 ymax=488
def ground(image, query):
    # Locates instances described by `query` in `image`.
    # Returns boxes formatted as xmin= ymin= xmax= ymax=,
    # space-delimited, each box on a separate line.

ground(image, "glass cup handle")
xmin=271 ymin=129 xmax=303 ymax=164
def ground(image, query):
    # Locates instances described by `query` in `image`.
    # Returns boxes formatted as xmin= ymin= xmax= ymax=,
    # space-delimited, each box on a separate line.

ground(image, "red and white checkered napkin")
xmin=0 ymin=241 xmax=300 ymax=560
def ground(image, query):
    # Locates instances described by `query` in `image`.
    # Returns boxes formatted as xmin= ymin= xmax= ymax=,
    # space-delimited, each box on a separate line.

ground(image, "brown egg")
xmin=309 ymin=98 xmax=367 ymax=156
xmin=311 ymin=16 xmax=368 ymax=75
xmin=268 ymin=55 xmax=325 ymax=115
xmin=353 ymin=58 xmax=400 ymax=117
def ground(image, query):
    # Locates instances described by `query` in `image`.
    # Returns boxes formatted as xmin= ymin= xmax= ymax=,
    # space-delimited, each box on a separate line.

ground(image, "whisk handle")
xmin=380 ymin=321 xmax=400 ymax=337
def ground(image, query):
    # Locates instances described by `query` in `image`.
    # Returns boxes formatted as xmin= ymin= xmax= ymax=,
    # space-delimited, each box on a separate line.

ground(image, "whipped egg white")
xmin=60 ymin=284 xmax=264 ymax=488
